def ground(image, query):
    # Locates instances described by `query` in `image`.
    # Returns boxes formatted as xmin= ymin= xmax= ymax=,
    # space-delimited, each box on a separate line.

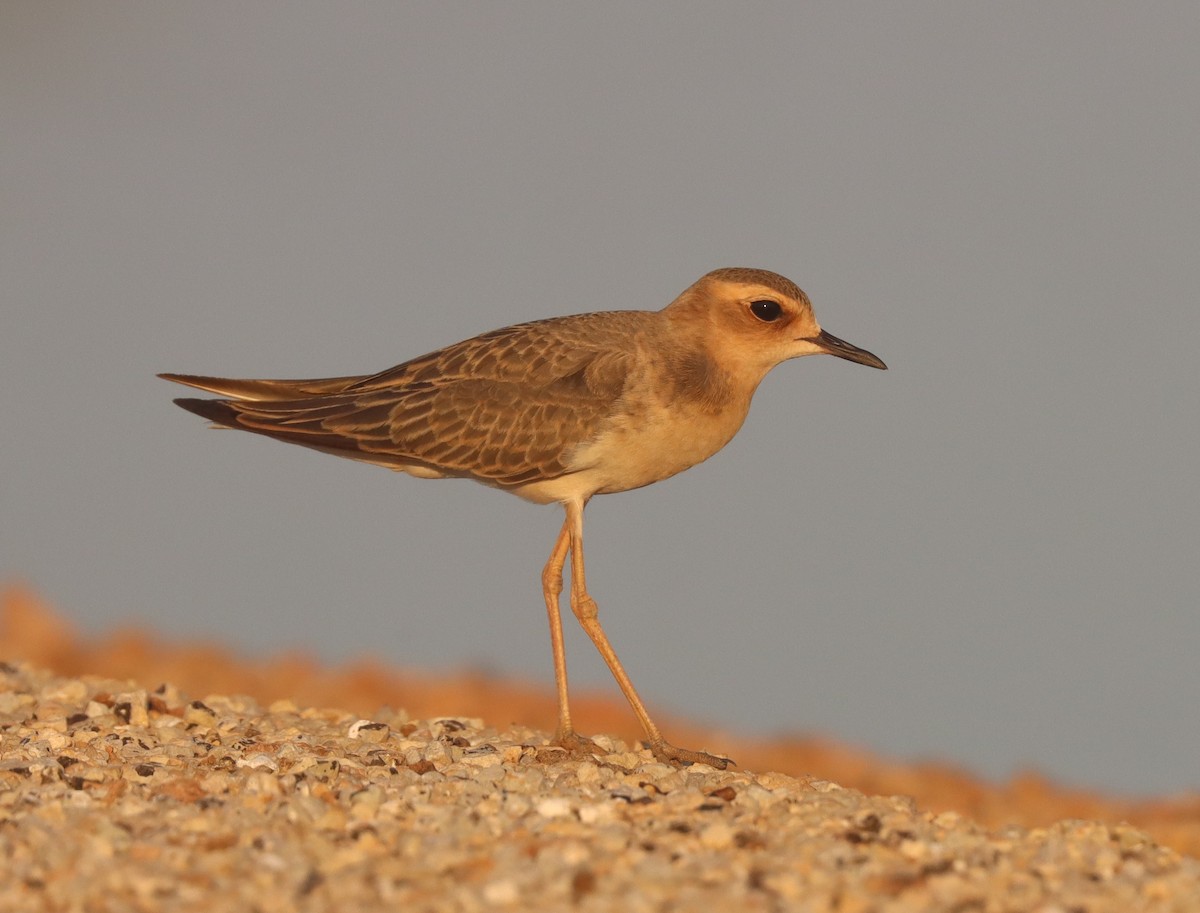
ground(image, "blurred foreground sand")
xmin=3 ymin=584 xmax=1197 ymax=859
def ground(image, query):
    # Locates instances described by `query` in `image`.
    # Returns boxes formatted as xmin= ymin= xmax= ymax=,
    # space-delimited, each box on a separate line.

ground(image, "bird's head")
xmin=665 ymin=267 xmax=887 ymax=378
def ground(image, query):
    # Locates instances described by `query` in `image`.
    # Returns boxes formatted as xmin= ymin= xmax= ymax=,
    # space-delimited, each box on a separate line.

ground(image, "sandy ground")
xmin=3 ymin=584 xmax=1199 ymax=909
xmin=4 ymin=660 xmax=1199 ymax=912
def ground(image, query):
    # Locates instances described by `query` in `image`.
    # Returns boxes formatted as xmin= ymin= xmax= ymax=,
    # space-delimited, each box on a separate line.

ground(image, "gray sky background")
xmin=3 ymin=3 xmax=1198 ymax=796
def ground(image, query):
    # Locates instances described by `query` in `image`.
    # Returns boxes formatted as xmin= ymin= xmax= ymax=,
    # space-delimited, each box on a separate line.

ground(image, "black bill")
xmin=805 ymin=329 xmax=887 ymax=370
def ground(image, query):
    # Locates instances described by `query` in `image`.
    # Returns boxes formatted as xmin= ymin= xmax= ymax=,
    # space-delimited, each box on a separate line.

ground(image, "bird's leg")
xmin=563 ymin=499 xmax=731 ymax=770
xmin=542 ymin=514 xmax=600 ymax=756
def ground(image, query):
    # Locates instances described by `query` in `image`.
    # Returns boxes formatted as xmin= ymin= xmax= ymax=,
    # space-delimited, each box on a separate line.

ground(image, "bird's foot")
xmin=551 ymin=730 xmax=731 ymax=770
xmin=649 ymin=739 xmax=733 ymax=770
xmin=551 ymin=729 xmax=606 ymax=760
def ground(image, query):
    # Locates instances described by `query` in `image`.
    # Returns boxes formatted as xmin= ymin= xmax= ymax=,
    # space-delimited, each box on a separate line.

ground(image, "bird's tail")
xmin=157 ymin=373 xmax=369 ymax=402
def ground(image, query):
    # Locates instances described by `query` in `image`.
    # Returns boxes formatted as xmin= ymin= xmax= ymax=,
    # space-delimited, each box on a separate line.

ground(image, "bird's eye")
xmin=749 ymin=300 xmax=783 ymax=322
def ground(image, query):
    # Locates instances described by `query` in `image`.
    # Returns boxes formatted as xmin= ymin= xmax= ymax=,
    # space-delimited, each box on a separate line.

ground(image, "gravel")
xmin=1 ymin=661 xmax=1196 ymax=912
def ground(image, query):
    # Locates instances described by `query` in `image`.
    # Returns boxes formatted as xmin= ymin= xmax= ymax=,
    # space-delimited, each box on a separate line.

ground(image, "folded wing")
xmin=162 ymin=314 xmax=635 ymax=487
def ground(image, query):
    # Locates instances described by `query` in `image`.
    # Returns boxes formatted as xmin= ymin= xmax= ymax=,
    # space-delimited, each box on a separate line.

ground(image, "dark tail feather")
xmin=172 ymin=397 xmax=242 ymax=429
xmin=169 ymin=396 xmax=386 ymax=464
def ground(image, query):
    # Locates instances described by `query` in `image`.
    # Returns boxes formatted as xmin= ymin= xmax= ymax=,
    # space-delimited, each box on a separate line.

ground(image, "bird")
xmin=160 ymin=267 xmax=886 ymax=769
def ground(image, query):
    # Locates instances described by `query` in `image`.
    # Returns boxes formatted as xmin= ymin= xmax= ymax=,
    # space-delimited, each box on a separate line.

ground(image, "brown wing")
xmin=163 ymin=312 xmax=640 ymax=486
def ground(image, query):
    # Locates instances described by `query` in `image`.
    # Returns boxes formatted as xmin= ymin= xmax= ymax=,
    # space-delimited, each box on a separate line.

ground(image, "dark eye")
xmin=750 ymin=299 xmax=782 ymax=322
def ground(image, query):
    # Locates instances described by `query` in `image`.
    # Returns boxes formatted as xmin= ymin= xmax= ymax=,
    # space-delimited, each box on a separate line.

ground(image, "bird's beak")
xmin=805 ymin=329 xmax=887 ymax=370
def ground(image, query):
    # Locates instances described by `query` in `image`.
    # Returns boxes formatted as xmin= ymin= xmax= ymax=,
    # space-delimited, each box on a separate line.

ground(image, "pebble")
xmin=535 ymin=797 xmax=572 ymax=818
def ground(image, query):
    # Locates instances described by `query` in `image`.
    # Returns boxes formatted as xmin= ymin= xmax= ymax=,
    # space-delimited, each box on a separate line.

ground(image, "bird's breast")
xmin=562 ymin=391 xmax=753 ymax=497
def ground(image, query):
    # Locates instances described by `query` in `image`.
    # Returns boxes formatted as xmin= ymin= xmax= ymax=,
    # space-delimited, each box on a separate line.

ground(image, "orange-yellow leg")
xmin=541 ymin=514 xmax=601 ymax=755
xmin=560 ymin=498 xmax=731 ymax=769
